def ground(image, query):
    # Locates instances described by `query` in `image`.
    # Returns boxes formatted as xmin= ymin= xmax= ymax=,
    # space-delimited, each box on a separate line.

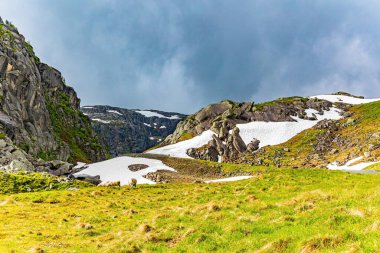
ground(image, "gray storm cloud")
xmin=1 ymin=0 xmax=380 ymax=113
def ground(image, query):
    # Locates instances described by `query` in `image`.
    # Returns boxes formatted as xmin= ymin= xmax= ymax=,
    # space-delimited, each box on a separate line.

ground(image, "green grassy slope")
xmin=243 ymin=100 xmax=380 ymax=168
xmin=1 ymin=167 xmax=380 ymax=252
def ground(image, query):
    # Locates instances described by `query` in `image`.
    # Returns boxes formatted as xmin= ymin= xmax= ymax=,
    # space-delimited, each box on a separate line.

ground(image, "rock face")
xmin=165 ymin=96 xmax=339 ymax=162
xmin=164 ymin=97 xmax=334 ymax=146
xmin=0 ymin=19 xmax=107 ymax=164
xmin=0 ymin=135 xmax=76 ymax=176
xmin=81 ymin=106 xmax=186 ymax=156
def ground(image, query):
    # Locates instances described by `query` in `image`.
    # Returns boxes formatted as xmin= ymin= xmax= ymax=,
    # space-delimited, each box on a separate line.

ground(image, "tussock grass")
xmin=1 ymin=166 xmax=380 ymax=252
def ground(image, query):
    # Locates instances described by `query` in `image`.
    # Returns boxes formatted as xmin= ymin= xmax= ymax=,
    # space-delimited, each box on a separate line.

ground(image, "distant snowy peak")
xmin=134 ymin=110 xmax=181 ymax=119
xmin=81 ymin=105 xmax=187 ymax=156
xmin=107 ymin=110 xmax=123 ymax=115
xmin=311 ymin=95 xmax=380 ymax=105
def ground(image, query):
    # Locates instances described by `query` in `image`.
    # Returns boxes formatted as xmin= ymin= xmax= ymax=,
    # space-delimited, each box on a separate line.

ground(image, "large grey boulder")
xmin=229 ymin=127 xmax=247 ymax=153
xmin=247 ymin=138 xmax=260 ymax=152
xmin=46 ymin=160 xmax=73 ymax=176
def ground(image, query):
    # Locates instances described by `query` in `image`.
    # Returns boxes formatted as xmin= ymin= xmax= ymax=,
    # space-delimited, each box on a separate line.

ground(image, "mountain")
xmin=0 ymin=18 xmax=108 ymax=171
xmin=81 ymin=105 xmax=186 ymax=156
xmin=148 ymin=92 xmax=380 ymax=169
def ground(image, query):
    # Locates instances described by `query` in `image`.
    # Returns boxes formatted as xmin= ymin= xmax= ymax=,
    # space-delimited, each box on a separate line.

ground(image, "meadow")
xmin=1 ymin=166 xmax=380 ymax=252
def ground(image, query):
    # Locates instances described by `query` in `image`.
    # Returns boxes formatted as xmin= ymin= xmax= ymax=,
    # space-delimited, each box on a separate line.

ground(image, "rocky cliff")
xmin=0 ymin=18 xmax=107 ymax=165
xmin=81 ymin=106 xmax=186 ymax=156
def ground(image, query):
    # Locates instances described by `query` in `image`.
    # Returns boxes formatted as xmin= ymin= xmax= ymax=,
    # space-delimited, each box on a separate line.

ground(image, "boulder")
xmin=187 ymin=145 xmax=219 ymax=162
xmin=230 ymin=127 xmax=247 ymax=153
xmin=46 ymin=160 xmax=73 ymax=176
xmin=74 ymin=174 xmax=101 ymax=185
xmin=247 ymin=138 xmax=260 ymax=152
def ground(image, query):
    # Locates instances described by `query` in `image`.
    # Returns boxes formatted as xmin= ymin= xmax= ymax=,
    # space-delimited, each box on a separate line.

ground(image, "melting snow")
xmin=305 ymin=108 xmax=318 ymax=117
xmin=74 ymin=156 xmax=176 ymax=185
xmin=327 ymin=156 xmax=378 ymax=171
xmin=107 ymin=110 xmax=123 ymax=115
xmin=74 ymin=162 xmax=87 ymax=170
xmin=205 ymin=176 xmax=252 ymax=183
xmin=149 ymin=108 xmax=343 ymax=158
xmin=160 ymin=125 xmax=167 ymax=129
xmin=144 ymin=123 xmax=152 ymax=127
xmin=310 ymin=95 xmax=380 ymax=105
xmin=92 ymin=118 xmax=111 ymax=124
xmin=237 ymin=108 xmax=342 ymax=147
xmin=135 ymin=110 xmax=180 ymax=119
xmin=148 ymin=130 xmax=215 ymax=158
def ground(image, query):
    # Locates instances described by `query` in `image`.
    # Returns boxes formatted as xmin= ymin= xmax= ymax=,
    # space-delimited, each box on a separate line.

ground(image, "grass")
xmin=1 ymin=166 xmax=380 ymax=252
xmin=254 ymin=96 xmax=309 ymax=111
xmin=364 ymin=162 xmax=380 ymax=171
xmin=0 ymin=171 xmax=91 ymax=194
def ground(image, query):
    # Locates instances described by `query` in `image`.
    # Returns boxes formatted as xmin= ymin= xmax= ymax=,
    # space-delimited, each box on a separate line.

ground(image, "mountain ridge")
xmin=81 ymin=105 xmax=186 ymax=156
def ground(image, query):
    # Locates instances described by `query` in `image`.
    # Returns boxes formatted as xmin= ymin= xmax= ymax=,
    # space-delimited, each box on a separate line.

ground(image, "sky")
xmin=1 ymin=0 xmax=380 ymax=114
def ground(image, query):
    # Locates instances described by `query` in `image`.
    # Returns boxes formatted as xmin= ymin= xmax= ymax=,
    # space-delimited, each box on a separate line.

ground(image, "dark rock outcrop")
xmin=0 ymin=19 xmax=107 ymax=164
xmin=163 ymin=97 xmax=333 ymax=147
xmin=81 ymin=106 xmax=186 ymax=156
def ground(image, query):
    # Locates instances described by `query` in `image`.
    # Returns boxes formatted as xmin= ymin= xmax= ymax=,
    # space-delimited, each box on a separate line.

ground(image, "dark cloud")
xmin=1 ymin=0 xmax=380 ymax=113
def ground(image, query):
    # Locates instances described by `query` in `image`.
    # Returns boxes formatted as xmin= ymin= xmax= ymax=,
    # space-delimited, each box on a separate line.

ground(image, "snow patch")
xmin=237 ymin=108 xmax=342 ymax=148
xmin=74 ymin=162 xmax=87 ymax=169
xmin=82 ymin=106 xmax=94 ymax=109
xmin=74 ymin=156 xmax=176 ymax=185
xmin=327 ymin=156 xmax=378 ymax=171
xmin=160 ymin=125 xmax=167 ymax=129
xmin=205 ymin=176 xmax=252 ymax=183
xmin=107 ymin=110 xmax=123 ymax=115
xmin=135 ymin=110 xmax=180 ymax=119
xmin=147 ymin=130 xmax=215 ymax=158
xmin=92 ymin=118 xmax=111 ymax=124
xmin=305 ymin=108 xmax=319 ymax=117
xmin=311 ymin=95 xmax=380 ymax=105
xmin=144 ymin=123 xmax=152 ymax=127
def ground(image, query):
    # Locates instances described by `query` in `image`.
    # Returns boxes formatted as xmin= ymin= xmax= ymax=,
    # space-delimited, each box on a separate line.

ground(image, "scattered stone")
xmin=66 ymin=187 xmax=79 ymax=191
xmin=98 ymin=181 xmax=120 ymax=187
xmin=128 ymin=178 xmax=137 ymax=187
xmin=128 ymin=164 xmax=149 ymax=172
xmin=364 ymin=152 xmax=371 ymax=158
xmin=139 ymin=224 xmax=152 ymax=233
xmin=74 ymin=174 xmax=101 ymax=185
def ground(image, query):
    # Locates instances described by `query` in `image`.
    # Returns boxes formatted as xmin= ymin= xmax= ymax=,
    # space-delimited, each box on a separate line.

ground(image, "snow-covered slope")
xmin=74 ymin=156 xmax=176 ymax=185
xmin=310 ymin=95 xmax=380 ymax=105
xmin=237 ymin=108 xmax=342 ymax=147
xmin=148 ymin=108 xmax=343 ymax=158
xmin=148 ymin=130 xmax=215 ymax=158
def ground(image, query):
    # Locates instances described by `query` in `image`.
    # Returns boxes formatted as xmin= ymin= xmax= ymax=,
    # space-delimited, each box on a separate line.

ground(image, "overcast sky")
xmin=1 ymin=0 xmax=380 ymax=113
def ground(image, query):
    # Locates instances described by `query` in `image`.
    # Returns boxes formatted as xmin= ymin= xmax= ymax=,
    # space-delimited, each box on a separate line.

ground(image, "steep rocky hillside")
xmin=81 ymin=106 xmax=186 ymax=156
xmin=0 ymin=18 xmax=107 ymax=165
xmin=150 ymin=93 xmax=380 ymax=169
